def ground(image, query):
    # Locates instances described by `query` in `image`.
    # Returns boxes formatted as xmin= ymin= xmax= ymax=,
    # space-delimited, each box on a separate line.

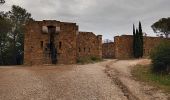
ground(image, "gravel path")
xmin=0 ymin=61 xmax=127 ymax=100
xmin=0 ymin=59 xmax=169 ymax=100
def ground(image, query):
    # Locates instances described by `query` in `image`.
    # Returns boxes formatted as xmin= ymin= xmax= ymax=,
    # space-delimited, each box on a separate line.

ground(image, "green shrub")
xmin=77 ymin=56 xmax=102 ymax=64
xmin=77 ymin=56 xmax=92 ymax=64
xmin=90 ymin=56 xmax=102 ymax=61
xmin=150 ymin=41 xmax=170 ymax=74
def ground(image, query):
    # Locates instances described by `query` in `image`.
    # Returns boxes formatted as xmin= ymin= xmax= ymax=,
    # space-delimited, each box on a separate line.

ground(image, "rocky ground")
xmin=0 ymin=59 xmax=169 ymax=100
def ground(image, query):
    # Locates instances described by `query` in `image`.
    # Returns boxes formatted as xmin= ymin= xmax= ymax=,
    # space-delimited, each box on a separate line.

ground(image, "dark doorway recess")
xmin=48 ymin=26 xmax=57 ymax=64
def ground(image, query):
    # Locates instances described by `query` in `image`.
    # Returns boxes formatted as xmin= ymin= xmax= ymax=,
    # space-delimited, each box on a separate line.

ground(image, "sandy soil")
xmin=0 ymin=59 xmax=169 ymax=100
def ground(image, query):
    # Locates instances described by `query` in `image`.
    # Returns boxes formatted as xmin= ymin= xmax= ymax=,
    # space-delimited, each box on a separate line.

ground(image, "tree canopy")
xmin=151 ymin=17 xmax=170 ymax=38
xmin=0 ymin=12 xmax=12 ymax=65
xmin=0 ymin=5 xmax=33 ymax=65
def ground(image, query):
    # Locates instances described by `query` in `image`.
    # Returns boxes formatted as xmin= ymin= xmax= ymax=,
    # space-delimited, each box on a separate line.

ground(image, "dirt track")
xmin=0 ymin=59 xmax=169 ymax=100
xmin=106 ymin=59 xmax=170 ymax=100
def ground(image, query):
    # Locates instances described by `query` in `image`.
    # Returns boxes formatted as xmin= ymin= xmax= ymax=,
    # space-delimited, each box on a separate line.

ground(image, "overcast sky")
xmin=0 ymin=0 xmax=170 ymax=40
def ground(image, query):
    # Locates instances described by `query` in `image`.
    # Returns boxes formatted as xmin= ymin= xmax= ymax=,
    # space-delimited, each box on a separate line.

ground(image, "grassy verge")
xmin=77 ymin=56 xmax=103 ymax=64
xmin=131 ymin=64 xmax=170 ymax=93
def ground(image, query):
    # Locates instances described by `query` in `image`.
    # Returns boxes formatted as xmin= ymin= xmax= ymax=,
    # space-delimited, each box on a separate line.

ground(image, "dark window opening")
xmin=48 ymin=26 xmax=56 ymax=34
xmin=89 ymin=48 xmax=90 ymax=52
xmin=40 ymin=41 xmax=43 ymax=48
xmin=84 ymin=48 xmax=86 ymax=52
xmin=59 ymin=42 xmax=62 ymax=49
xmin=79 ymin=48 xmax=81 ymax=52
xmin=45 ymin=48 xmax=47 ymax=51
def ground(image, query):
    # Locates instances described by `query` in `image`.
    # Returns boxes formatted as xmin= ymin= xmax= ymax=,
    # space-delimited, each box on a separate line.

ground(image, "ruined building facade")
xmin=24 ymin=20 xmax=169 ymax=65
xmin=102 ymin=42 xmax=115 ymax=58
xmin=24 ymin=20 xmax=102 ymax=65
xmin=103 ymin=35 xmax=170 ymax=59
xmin=77 ymin=32 xmax=102 ymax=59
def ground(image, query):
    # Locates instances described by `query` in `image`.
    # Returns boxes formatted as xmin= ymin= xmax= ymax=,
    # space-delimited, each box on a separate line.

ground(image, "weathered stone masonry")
xmin=77 ymin=32 xmax=102 ymax=59
xmin=24 ymin=20 xmax=102 ymax=65
xmin=114 ymin=35 xmax=133 ymax=59
xmin=103 ymin=35 xmax=170 ymax=59
xmin=102 ymin=42 xmax=115 ymax=58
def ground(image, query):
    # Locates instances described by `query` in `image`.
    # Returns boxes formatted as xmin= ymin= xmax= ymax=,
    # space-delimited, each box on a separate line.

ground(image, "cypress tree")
xmin=139 ymin=21 xmax=143 ymax=57
xmin=133 ymin=24 xmax=136 ymax=57
xmin=135 ymin=29 xmax=141 ymax=58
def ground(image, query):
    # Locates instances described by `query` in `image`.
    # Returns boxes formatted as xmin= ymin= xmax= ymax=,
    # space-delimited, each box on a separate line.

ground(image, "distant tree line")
xmin=0 ymin=5 xmax=33 ymax=65
xmin=133 ymin=22 xmax=143 ymax=58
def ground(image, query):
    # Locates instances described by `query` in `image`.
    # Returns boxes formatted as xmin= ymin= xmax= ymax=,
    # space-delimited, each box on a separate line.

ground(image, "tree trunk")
xmin=12 ymin=31 xmax=17 ymax=65
xmin=0 ymin=47 xmax=4 ymax=65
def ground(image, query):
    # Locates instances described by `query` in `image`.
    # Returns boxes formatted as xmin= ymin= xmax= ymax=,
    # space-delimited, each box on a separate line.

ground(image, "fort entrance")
xmin=47 ymin=26 xmax=57 ymax=64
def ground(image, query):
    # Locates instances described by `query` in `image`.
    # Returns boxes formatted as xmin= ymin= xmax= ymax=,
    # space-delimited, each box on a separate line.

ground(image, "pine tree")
xmin=139 ymin=21 xmax=143 ymax=57
xmin=7 ymin=5 xmax=33 ymax=64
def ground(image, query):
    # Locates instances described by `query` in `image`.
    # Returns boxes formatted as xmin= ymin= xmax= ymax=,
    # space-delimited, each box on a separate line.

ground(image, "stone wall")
xmin=143 ymin=37 xmax=168 ymax=56
xmin=24 ymin=20 xmax=78 ymax=65
xmin=114 ymin=35 xmax=133 ymax=59
xmin=102 ymin=42 xmax=115 ymax=58
xmin=76 ymin=32 xmax=102 ymax=59
xmin=113 ymin=35 xmax=170 ymax=59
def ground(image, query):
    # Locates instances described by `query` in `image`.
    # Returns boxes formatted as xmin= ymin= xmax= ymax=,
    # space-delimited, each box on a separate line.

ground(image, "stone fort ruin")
xmin=24 ymin=20 xmax=169 ymax=65
xmin=24 ymin=20 xmax=102 ymax=65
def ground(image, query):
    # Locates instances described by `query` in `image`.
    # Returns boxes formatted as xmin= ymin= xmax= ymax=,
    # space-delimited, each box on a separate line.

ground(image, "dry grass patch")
xmin=132 ymin=64 xmax=170 ymax=93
